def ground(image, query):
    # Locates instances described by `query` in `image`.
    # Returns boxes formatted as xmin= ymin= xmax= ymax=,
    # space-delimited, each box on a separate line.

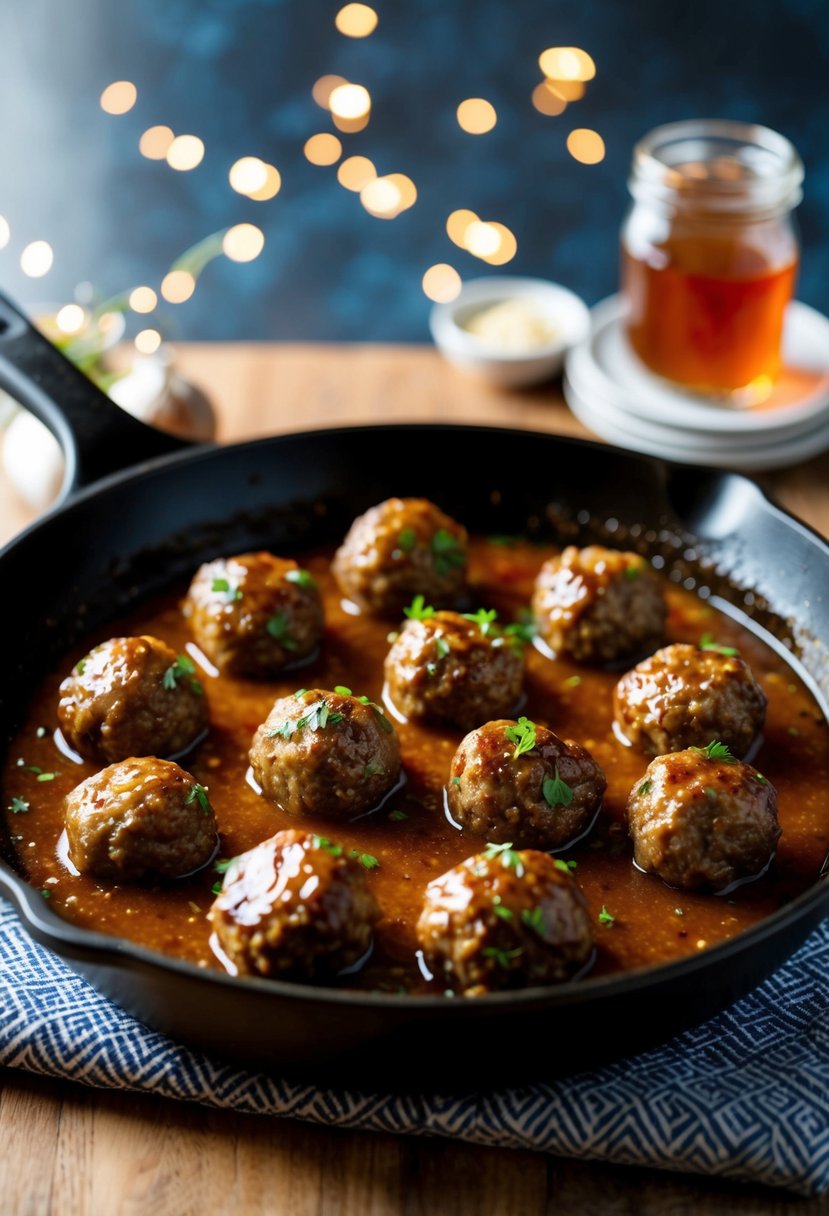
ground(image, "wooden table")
xmin=1 ymin=344 xmax=827 ymax=1215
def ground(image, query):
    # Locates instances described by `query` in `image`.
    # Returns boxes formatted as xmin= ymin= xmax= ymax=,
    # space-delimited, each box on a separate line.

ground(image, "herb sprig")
xmin=690 ymin=740 xmax=737 ymax=764
xmin=163 ymin=653 xmax=204 ymax=696
xmin=543 ymin=769 xmax=574 ymax=808
xmin=504 ymin=717 xmax=537 ymax=759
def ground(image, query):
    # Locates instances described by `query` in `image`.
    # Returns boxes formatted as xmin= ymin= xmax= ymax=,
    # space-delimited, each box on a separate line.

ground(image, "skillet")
xmin=0 ymin=288 xmax=828 ymax=1088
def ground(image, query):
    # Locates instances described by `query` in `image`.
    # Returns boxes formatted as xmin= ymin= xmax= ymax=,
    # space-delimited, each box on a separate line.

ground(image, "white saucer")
xmin=564 ymin=295 xmax=829 ymax=469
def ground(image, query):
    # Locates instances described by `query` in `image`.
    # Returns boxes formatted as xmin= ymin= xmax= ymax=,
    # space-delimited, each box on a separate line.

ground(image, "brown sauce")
xmin=3 ymin=538 xmax=829 ymax=994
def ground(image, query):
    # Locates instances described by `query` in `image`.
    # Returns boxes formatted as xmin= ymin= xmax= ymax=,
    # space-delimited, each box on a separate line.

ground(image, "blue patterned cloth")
xmin=1 ymin=898 xmax=827 ymax=1195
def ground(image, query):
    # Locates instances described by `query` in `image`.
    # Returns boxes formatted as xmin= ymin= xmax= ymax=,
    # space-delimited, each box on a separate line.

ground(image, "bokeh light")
xmin=337 ymin=156 xmax=376 ymax=191
xmin=55 ymin=304 xmax=85 ymax=334
xmin=538 ymin=47 xmax=596 ymax=81
xmin=312 ymin=75 xmax=348 ymax=109
xmin=335 ymin=4 xmax=378 ymax=37
xmin=385 ymin=174 xmax=417 ymax=211
xmin=135 ymin=328 xmax=162 ymax=355
xmin=446 ymin=209 xmax=479 ymax=247
xmin=546 ymin=79 xmax=586 ymax=101
xmin=422 ymin=264 xmax=462 ymax=303
xmin=481 ymin=223 xmax=518 ymax=266
xmin=166 ymin=135 xmax=205 ymax=171
xmin=139 ymin=125 xmax=175 ymax=159
xmin=329 ymin=83 xmax=371 ymax=120
xmin=229 ymin=157 xmax=269 ymax=195
xmin=161 ymin=270 xmax=196 ymax=303
xmin=456 ymin=98 xmax=497 ymax=134
xmin=129 ymin=286 xmax=158 ymax=314
xmin=20 ymin=240 xmax=53 ymax=278
xmin=360 ymin=177 xmax=403 ymax=219
xmin=0 ymin=216 xmax=9 ymax=249
xmin=304 ymin=133 xmax=343 ymax=166
xmin=532 ymin=83 xmax=567 ymax=115
xmin=331 ymin=112 xmax=371 ymax=134
xmin=223 ymin=223 xmax=265 ymax=262
xmin=100 ymin=80 xmax=137 ymax=115
xmin=247 ymin=164 xmax=282 ymax=201
xmin=567 ymin=128 xmax=606 ymax=164
xmin=464 ymin=221 xmax=501 ymax=258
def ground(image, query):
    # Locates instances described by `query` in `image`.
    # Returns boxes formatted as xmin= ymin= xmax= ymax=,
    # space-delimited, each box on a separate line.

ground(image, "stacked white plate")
xmin=563 ymin=295 xmax=829 ymax=469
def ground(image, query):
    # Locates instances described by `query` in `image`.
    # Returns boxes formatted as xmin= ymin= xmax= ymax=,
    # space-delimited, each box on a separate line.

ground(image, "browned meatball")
xmin=626 ymin=746 xmax=780 ymax=891
xmin=209 ymin=829 xmax=380 ymax=981
xmin=614 ymin=643 xmax=767 ymax=757
xmin=332 ymin=497 xmax=468 ymax=616
xmin=417 ymin=846 xmax=594 ymax=994
xmin=532 ymin=546 xmax=666 ymax=664
xmin=384 ymin=611 xmax=523 ymax=731
xmin=64 ymin=756 xmax=218 ymax=882
xmin=447 ymin=718 xmax=606 ymax=849
xmin=183 ymin=551 xmax=323 ymax=678
xmin=57 ymin=635 xmax=208 ymax=764
xmin=250 ymin=687 xmax=400 ymax=819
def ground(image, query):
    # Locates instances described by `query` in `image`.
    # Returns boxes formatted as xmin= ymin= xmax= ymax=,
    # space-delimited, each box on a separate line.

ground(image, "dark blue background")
xmin=0 ymin=0 xmax=826 ymax=340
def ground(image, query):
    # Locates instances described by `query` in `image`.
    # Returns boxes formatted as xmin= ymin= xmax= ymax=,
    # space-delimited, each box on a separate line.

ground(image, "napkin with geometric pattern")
xmin=1 ymin=898 xmax=827 ymax=1196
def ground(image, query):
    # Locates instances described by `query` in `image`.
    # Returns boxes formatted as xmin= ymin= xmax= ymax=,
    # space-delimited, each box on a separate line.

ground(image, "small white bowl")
xmin=429 ymin=276 xmax=591 ymax=388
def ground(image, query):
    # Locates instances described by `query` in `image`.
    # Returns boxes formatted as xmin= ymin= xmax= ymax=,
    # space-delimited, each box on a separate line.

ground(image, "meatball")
xmin=417 ymin=847 xmax=594 ymax=994
xmin=57 ymin=635 xmax=208 ymax=764
xmin=64 ymin=756 xmax=218 ymax=882
xmin=332 ymin=497 xmax=468 ymax=616
xmin=209 ymin=829 xmax=380 ymax=981
xmin=183 ymin=551 xmax=323 ymax=678
xmin=447 ymin=718 xmax=606 ymax=849
xmin=614 ymin=642 xmax=767 ymax=757
xmin=626 ymin=746 xmax=780 ymax=891
xmin=384 ymin=612 xmax=523 ymax=731
xmin=250 ymin=687 xmax=400 ymax=819
xmin=532 ymin=546 xmax=666 ymax=664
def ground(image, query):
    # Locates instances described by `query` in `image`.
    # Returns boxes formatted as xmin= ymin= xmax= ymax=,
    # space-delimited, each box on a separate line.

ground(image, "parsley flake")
xmin=691 ymin=740 xmax=737 ymax=764
xmin=388 ymin=809 xmax=408 ymax=822
xmin=185 ymin=783 xmax=211 ymax=813
xmin=75 ymin=659 xmax=86 ymax=676
xmin=462 ymin=608 xmax=499 ymax=636
xmin=211 ymin=881 xmax=223 ymax=895
xmin=41 ymin=889 xmax=51 ymax=900
xmin=452 ymin=776 xmax=461 ymax=786
xmin=335 ymin=685 xmax=353 ymax=696
xmin=504 ymin=717 xmax=537 ymax=759
xmin=285 ymin=568 xmax=316 ymax=589
xmin=435 ymin=636 xmax=451 ymax=659
xmin=212 ymin=576 xmax=243 ymax=601
xmin=214 ymin=858 xmax=233 ymax=874
xmin=504 ymin=614 xmax=536 ymax=646
xmin=8 ymin=797 xmax=30 ymax=815
xmin=404 ymin=594 xmax=435 ymax=621
xmin=553 ymin=858 xmax=577 ymax=874
xmin=36 ymin=772 xmax=58 ymax=783
xmin=311 ymin=835 xmax=343 ymax=858
xmin=483 ymin=841 xmax=525 ymax=877
xmin=493 ymin=904 xmax=514 ymax=920
xmin=521 ymin=907 xmax=545 ymax=932
xmin=543 ymin=769 xmax=574 ymax=808
xmin=289 ymin=699 xmax=344 ymax=733
xmin=396 ymin=528 xmax=416 ymax=554
xmin=431 ymin=529 xmax=465 ymax=577
xmin=638 ymin=779 xmax=652 ymax=796
xmin=624 ymin=564 xmax=642 ymax=580
xmin=598 ymin=905 xmax=615 ymax=926
xmin=266 ymin=612 xmax=298 ymax=650
xmin=364 ymin=762 xmax=383 ymax=778
xmin=754 ymin=772 xmax=768 ymax=785
xmin=349 ymin=849 xmax=380 ymax=869
xmin=356 ymin=694 xmax=394 ymax=733
xmin=163 ymin=654 xmax=203 ymax=696
xmin=482 ymin=945 xmax=523 ymax=969
xmin=699 ymin=633 xmax=740 ymax=657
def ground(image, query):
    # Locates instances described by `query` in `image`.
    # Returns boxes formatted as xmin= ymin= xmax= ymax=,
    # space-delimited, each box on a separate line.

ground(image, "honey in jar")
xmin=621 ymin=121 xmax=803 ymax=399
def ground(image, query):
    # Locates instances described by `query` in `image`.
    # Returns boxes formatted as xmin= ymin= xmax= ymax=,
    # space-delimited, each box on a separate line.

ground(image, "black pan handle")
xmin=0 ymin=290 xmax=193 ymax=501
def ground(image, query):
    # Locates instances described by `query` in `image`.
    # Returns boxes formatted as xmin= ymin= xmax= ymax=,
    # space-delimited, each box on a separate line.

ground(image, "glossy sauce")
xmin=3 ymin=538 xmax=829 ymax=994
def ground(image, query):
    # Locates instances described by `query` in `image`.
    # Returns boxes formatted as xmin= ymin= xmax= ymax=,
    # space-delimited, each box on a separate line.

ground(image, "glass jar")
xmin=621 ymin=119 xmax=803 ymax=400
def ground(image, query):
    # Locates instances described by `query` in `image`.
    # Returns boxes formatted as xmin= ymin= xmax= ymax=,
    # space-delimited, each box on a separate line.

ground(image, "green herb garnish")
xmin=356 ymin=694 xmax=394 ymax=733
xmin=435 ymin=636 xmax=451 ymax=659
xmin=349 ymin=849 xmax=380 ymax=869
xmin=36 ymin=772 xmax=57 ymax=783
xmin=403 ymin=594 xmax=435 ymax=621
xmin=311 ymin=835 xmax=343 ymax=857
xmin=285 ymin=568 xmax=316 ymax=589
xmin=493 ymin=903 xmax=513 ymax=920
xmin=396 ymin=528 xmax=416 ymax=554
xmin=364 ymin=762 xmax=383 ymax=778
xmin=163 ymin=653 xmax=203 ymax=696
xmin=335 ymin=685 xmax=352 ymax=696
xmin=75 ymin=659 xmax=86 ymax=676
xmin=504 ymin=717 xmax=537 ymax=759
xmin=214 ymin=858 xmax=233 ymax=873
xmin=504 ymin=614 xmax=536 ymax=646
xmin=266 ymin=612 xmax=298 ymax=650
xmin=521 ymin=907 xmax=545 ymax=932
xmin=598 ymin=905 xmax=615 ymax=926
xmin=185 ymin=783 xmax=211 ymax=813
xmin=431 ymin=529 xmax=465 ymax=577
xmin=211 ymin=881 xmax=223 ymax=895
xmin=699 ymin=633 xmax=739 ymax=657
xmin=212 ymin=576 xmax=243 ymax=600
xmin=638 ymin=779 xmax=652 ymax=796
xmin=543 ymin=769 xmax=574 ymax=808
xmin=564 ymin=675 xmax=581 ymax=688
xmin=553 ymin=858 xmax=577 ymax=874
xmin=754 ymin=772 xmax=768 ymax=785
xmin=482 ymin=945 xmax=523 ymax=969
xmin=462 ymin=608 xmax=499 ymax=636
xmin=452 ymin=776 xmax=461 ymax=786
xmin=41 ymin=889 xmax=51 ymax=900
xmin=8 ymin=797 xmax=30 ymax=815
xmin=624 ymin=565 xmax=641 ymax=580
xmin=483 ymin=841 xmax=525 ymax=877
xmin=388 ymin=809 xmax=408 ymax=822
xmin=691 ymin=740 xmax=737 ymax=764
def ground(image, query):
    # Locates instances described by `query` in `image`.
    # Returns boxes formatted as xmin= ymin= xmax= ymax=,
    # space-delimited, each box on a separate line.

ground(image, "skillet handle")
xmin=0 ymin=290 xmax=193 ymax=501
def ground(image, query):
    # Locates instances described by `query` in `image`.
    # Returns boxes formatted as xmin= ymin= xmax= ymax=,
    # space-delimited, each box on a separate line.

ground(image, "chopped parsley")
xmin=598 ymin=905 xmax=615 ymax=926
xmin=75 ymin=659 xmax=86 ymax=676
xmin=292 ymin=688 xmax=308 ymax=700
xmin=214 ymin=858 xmax=233 ymax=873
xmin=704 ymin=786 xmax=717 ymax=801
xmin=754 ymin=772 xmax=768 ymax=785
xmin=553 ymin=858 xmax=577 ymax=874
xmin=462 ymin=608 xmax=499 ymax=636
xmin=403 ymin=594 xmax=435 ymax=621
xmin=504 ymin=614 xmax=536 ymax=646
xmin=335 ymin=685 xmax=352 ymax=695
xmin=185 ymin=783 xmax=211 ymax=814
xmin=36 ymin=772 xmax=57 ymax=783
xmin=493 ymin=903 xmax=514 ymax=920
xmin=564 ymin=675 xmax=581 ymax=688
xmin=8 ymin=797 xmax=30 ymax=815
xmin=431 ymin=529 xmax=465 ymax=577
xmin=452 ymin=776 xmax=461 ymax=786
xmin=266 ymin=612 xmax=298 ymax=650
xmin=543 ymin=769 xmax=574 ymax=808
xmin=483 ymin=841 xmax=525 ymax=877
xmin=388 ymin=809 xmax=408 ymax=822
xmin=521 ymin=907 xmax=545 ymax=933
xmin=699 ymin=633 xmax=739 ymax=657
xmin=163 ymin=653 xmax=203 ymax=696
xmin=211 ymin=881 xmax=223 ymax=895
xmin=691 ymin=740 xmax=737 ymax=764
xmin=349 ymin=849 xmax=380 ymax=870
xmin=275 ymin=698 xmax=345 ymax=736
xmin=212 ymin=576 xmax=243 ymax=601
xmin=624 ymin=564 xmax=641 ymax=580
xmin=311 ymin=835 xmax=343 ymax=857
xmin=504 ymin=716 xmax=537 ymax=759
xmin=396 ymin=528 xmax=416 ymax=554
xmin=638 ymin=779 xmax=652 ymax=796
xmin=285 ymin=568 xmax=316 ymax=589
xmin=41 ymin=889 xmax=51 ymax=900
xmin=364 ymin=762 xmax=383 ymax=778
xmin=482 ymin=945 xmax=523 ymax=970
xmin=435 ymin=636 xmax=451 ymax=659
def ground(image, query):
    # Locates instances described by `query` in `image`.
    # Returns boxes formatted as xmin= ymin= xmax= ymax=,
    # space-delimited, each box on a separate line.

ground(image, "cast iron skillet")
xmin=0 ymin=289 xmax=828 ymax=1088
